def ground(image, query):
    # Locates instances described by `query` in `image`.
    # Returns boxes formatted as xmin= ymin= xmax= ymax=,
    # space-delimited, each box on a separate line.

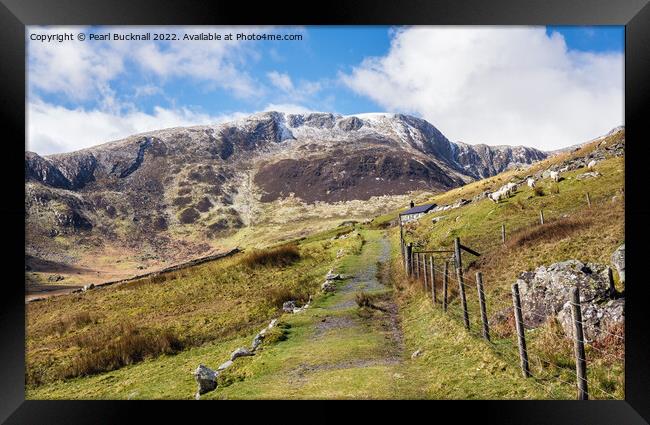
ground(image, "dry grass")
xmin=355 ymin=291 xmax=374 ymax=308
xmin=27 ymin=321 xmax=184 ymax=386
xmin=591 ymin=322 xmax=625 ymax=364
xmin=243 ymin=244 xmax=301 ymax=268
xmin=505 ymin=216 xmax=593 ymax=249
xmin=64 ymin=322 xmax=183 ymax=380
xmin=549 ymin=183 xmax=560 ymax=194
xmin=42 ymin=312 xmax=100 ymax=337
xmin=267 ymin=286 xmax=310 ymax=308
xmin=27 ymin=228 xmax=355 ymax=389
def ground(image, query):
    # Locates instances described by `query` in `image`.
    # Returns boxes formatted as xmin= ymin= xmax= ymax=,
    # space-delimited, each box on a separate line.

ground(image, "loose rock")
xmin=611 ymin=244 xmax=625 ymax=284
xmin=282 ymin=300 xmax=297 ymax=312
xmin=321 ymin=281 xmax=336 ymax=292
xmin=193 ymin=364 xmax=218 ymax=398
xmin=251 ymin=333 xmax=264 ymax=351
xmin=325 ymin=269 xmax=342 ymax=280
xmin=230 ymin=347 xmax=254 ymax=361
xmin=217 ymin=360 xmax=233 ymax=371
xmin=576 ymin=171 xmax=601 ymax=180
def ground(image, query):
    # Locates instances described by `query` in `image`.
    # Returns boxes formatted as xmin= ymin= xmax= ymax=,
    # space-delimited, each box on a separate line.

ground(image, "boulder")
xmin=557 ymin=298 xmax=624 ymax=342
xmin=321 ymin=281 xmax=336 ymax=292
xmin=576 ymin=171 xmax=601 ymax=180
xmin=217 ymin=360 xmax=233 ymax=371
xmin=282 ymin=300 xmax=297 ymax=312
xmin=193 ymin=364 xmax=218 ymax=397
xmin=82 ymin=283 xmax=95 ymax=292
xmin=516 ymin=260 xmax=614 ymax=328
xmin=251 ymin=333 xmax=264 ymax=351
xmin=230 ymin=347 xmax=254 ymax=361
xmin=611 ymin=244 xmax=625 ymax=284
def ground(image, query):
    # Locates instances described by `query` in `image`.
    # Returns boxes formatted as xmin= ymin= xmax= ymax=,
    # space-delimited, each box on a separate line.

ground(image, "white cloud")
xmin=266 ymin=70 xmax=323 ymax=102
xmin=27 ymin=98 xmax=245 ymax=155
xmin=267 ymin=71 xmax=294 ymax=92
xmin=27 ymin=26 xmax=268 ymax=101
xmin=28 ymin=26 xmax=124 ymax=101
xmin=341 ymin=27 xmax=624 ymax=150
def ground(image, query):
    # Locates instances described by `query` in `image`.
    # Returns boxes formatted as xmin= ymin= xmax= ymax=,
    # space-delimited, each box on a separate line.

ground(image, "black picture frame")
xmin=1 ymin=0 xmax=649 ymax=423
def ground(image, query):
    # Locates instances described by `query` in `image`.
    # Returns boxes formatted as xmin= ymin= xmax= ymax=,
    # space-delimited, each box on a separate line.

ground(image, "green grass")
xmin=392 ymin=154 xmax=624 ymax=399
xmin=26 ymin=229 xmax=364 ymax=389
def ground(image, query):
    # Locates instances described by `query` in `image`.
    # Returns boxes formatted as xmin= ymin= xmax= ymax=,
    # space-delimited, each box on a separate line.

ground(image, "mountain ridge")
xmin=25 ymin=111 xmax=554 ymax=287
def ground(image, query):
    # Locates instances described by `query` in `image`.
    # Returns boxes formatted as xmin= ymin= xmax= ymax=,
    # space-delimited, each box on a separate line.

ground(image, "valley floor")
xmin=28 ymin=230 xmax=571 ymax=399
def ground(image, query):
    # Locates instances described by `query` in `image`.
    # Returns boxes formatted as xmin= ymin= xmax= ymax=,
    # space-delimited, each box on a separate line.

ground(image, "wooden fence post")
xmin=586 ymin=192 xmax=592 ymax=208
xmin=539 ymin=210 xmax=545 ymax=225
xmin=430 ymin=256 xmax=436 ymax=304
xmin=512 ymin=283 xmax=531 ymax=378
xmin=476 ymin=272 xmax=490 ymax=341
xmin=501 ymin=224 xmax=506 ymax=245
xmin=415 ymin=252 xmax=420 ymax=280
xmin=423 ymin=254 xmax=428 ymax=292
xmin=420 ymin=254 xmax=425 ymax=288
xmin=442 ymin=261 xmax=449 ymax=312
xmin=454 ymin=237 xmax=470 ymax=330
xmin=571 ymin=287 xmax=589 ymax=400
xmin=406 ymin=242 xmax=413 ymax=277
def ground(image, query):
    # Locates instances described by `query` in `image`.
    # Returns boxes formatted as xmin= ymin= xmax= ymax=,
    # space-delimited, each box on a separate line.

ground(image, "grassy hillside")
xmin=26 ymin=131 xmax=624 ymax=399
xmin=28 ymin=230 xmax=570 ymax=400
xmin=26 ymin=225 xmax=363 ymax=388
xmin=390 ymin=141 xmax=624 ymax=399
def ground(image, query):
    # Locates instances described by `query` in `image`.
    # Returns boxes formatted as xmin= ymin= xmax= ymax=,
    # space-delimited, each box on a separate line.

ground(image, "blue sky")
xmin=27 ymin=26 xmax=624 ymax=154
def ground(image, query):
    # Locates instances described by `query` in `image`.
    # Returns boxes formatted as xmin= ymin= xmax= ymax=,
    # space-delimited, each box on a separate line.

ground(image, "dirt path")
xmin=207 ymin=229 xmax=406 ymax=399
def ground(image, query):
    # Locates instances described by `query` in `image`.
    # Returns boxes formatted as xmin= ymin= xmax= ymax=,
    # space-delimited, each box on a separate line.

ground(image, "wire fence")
xmin=399 ymin=230 xmax=624 ymax=400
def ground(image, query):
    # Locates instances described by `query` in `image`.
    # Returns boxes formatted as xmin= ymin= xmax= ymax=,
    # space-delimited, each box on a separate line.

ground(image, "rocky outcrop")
xmin=25 ymin=152 xmax=74 ymax=189
xmin=557 ymin=298 xmax=624 ymax=342
xmin=452 ymin=142 xmax=547 ymax=179
xmin=515 ymin=259 xmax=623 ymax=342
xmin=516 ymin=260 xmax=614 ymax=326
xmin=540 ymin=127 xmax=624 ymax=176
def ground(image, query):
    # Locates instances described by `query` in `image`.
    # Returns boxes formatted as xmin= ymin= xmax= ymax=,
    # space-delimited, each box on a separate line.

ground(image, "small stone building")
xmin=399 ymin=201 xmax=437 ymax=224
